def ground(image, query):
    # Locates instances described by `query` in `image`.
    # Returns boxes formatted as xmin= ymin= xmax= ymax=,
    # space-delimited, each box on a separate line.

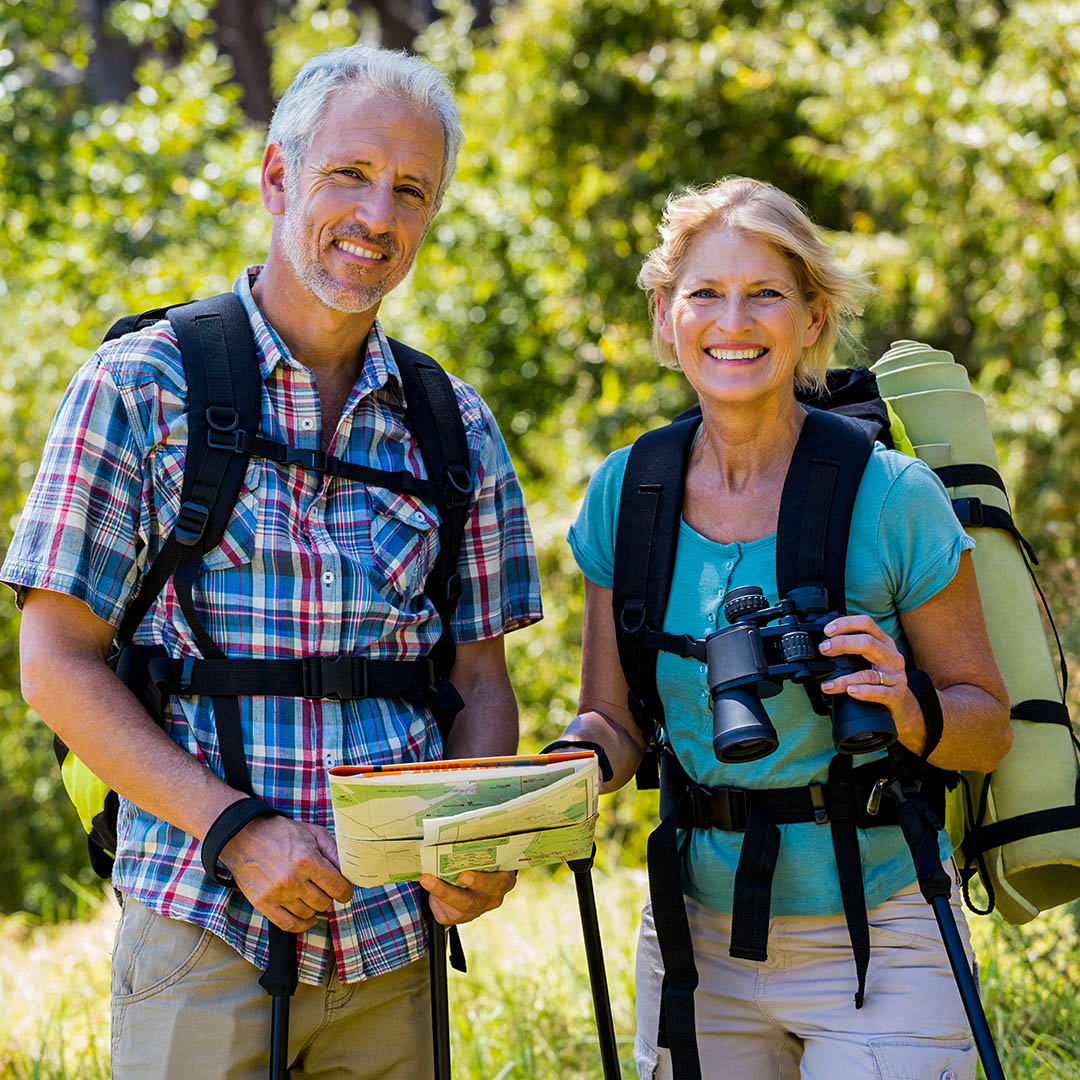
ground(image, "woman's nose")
xmin=713 ymin=295 xmax=752 ymax=332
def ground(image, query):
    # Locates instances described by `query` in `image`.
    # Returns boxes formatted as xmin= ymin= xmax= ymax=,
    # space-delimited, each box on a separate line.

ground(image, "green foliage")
xmin=0 ymin=0 xmax=1077 ymax=917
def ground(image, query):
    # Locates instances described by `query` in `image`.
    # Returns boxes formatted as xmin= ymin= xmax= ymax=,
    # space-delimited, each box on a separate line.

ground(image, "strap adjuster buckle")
xmin=446 ymin=465 xmax=472 ymax=509
xmin=302 ymin=656 xmax=361 ymax=701
xmin=809 ymin=781 xmax=829 ymax=824
xmin=953 ymin=496 xmax=984 ymax=528
xmin=690 ymin=785 xmax=751 ymax=832
xmin=175 ymin=500 xmax=211 ymax=546
xmin=207 ymin=427 xmax=243 ymax=452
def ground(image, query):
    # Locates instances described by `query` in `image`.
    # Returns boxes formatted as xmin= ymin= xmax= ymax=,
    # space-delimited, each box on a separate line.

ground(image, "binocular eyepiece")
xmin=706 ymin=585 xmax=897 ymax=764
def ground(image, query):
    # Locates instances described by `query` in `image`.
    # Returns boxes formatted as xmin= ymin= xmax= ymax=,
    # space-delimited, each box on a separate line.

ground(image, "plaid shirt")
xmin=3 ymin=268 xmax=542 ymax=984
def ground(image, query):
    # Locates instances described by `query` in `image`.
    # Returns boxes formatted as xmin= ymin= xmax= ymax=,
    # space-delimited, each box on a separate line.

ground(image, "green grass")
xmin=2 ymin=869 xmax=1080 ymax=1078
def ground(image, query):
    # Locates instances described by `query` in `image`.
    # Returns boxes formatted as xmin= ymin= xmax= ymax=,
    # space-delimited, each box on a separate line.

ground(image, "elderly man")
xmin=5 ymin=44 xmax=540 ymax=1079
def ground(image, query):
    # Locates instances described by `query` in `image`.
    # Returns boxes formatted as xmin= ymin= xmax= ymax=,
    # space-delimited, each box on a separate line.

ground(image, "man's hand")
xmin=419 ymin=870 xmax=517 ymax=925
xmin=220 ymin=815 xmax=354 ymax=932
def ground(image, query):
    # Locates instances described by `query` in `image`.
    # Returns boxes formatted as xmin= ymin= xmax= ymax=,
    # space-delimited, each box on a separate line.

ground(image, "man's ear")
xmin=261 ymin=142 xmax=288 ymax=216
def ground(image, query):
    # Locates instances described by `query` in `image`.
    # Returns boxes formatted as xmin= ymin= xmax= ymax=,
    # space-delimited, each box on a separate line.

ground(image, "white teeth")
xmin=705 ymin=347 xmax=766 ymax=360
xmin=335 ymin=239 xmax=386 ymax=260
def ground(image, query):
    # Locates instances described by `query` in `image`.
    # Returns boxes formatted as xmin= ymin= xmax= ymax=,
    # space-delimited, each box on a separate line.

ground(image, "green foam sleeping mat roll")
xmin=873 ymin=340 xmax=1080 ymax=925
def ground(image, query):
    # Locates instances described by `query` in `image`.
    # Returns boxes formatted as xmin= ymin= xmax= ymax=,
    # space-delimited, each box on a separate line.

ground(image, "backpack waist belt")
xmin=157 ymin=654 xmax=436 ymax=702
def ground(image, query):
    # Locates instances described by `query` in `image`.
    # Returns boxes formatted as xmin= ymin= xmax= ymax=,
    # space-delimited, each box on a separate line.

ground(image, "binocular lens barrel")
xmin=831 ymin=695 xmax=897 ymax=755
xmin=711 ymin=685 xmax=780 ymax=763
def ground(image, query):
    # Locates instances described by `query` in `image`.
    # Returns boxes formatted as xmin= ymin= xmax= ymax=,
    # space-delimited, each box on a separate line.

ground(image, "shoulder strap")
xmin=116 ymin=293 xmax=260 ymax=645
xmin=388 ymin=339 xmax=472 ymax=738
xmin=612 ymin=416 xmax=700 ymax=786
xmin=775 ymin=408 xmax=876 ymax=612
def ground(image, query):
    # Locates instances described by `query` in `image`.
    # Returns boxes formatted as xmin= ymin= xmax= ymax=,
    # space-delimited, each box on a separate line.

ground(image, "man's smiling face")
xmin=278 ymin=89 xmax=445 ymax=316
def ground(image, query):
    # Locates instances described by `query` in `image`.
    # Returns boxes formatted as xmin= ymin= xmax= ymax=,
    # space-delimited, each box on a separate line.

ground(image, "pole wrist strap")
xmin=541 ymin=739 xmax=613 ymax=783
xmin=201 ymin=797 xmax=281 ymax=886
xmin=907 ymin=669 xmax=944 ymax=763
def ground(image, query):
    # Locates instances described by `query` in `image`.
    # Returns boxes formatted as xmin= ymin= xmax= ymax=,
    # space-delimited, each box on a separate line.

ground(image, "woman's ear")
xmin=656 ymin=294 xmax=675 ymax=345
xmin=803 ymin=295 xmax=828 ymax=348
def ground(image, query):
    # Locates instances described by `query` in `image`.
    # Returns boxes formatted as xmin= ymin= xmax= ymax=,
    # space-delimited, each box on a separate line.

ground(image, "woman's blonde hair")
xmin=636 ymin=176 xmax=868 ymax=392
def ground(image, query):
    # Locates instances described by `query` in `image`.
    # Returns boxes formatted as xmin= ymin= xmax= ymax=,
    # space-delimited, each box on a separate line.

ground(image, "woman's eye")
xmin=755 ymin=288 xmax=783 ymax=299
xmin=689 ymin=288 xmax=718 ymax=299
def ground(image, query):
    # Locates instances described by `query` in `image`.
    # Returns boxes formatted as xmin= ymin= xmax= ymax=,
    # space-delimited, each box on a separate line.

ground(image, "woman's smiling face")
xmin=656 ymin=227 xmax=827 ymax=411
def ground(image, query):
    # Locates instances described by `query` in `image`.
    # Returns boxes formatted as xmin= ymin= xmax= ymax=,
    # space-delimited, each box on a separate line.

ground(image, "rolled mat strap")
xmin=967 ymin=805 xmax=1080 ymax=856
xmin=201 ymin=797 xmax=281 ymax=886
xmin=1010 ymin=698 xmax=1071 ymax=726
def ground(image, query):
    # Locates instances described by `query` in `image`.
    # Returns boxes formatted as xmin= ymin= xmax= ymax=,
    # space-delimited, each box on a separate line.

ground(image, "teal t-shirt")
xmin=568 ymin=439 xmax=974 ymax=916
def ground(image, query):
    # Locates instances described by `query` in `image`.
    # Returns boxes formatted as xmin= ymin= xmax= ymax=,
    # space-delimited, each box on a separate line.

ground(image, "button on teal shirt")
xmin=568 ymin=439 xmax=973 ymax=916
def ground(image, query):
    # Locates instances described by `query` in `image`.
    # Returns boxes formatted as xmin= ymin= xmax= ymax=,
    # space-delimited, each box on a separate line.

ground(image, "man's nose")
xmin=353 ymin=180 xmax=395 ymax=234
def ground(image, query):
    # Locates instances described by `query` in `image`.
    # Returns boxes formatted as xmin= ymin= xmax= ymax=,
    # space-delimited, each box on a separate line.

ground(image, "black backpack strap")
xmin=775 ymin=408 xmax=875 ymax=610
xmin=116 ymin=293 xmax=261 ymax=646
xmin=388 ymin=339 xmax=472 ymax=742
xmin=612 ymin=416 xmax=700 ymax=788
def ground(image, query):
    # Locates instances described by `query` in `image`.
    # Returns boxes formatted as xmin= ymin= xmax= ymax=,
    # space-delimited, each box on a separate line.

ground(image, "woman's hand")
xmin=817 ymin=614 xmax=925 ymax=749
xmin=815 ymin=553 xmax=1011 ymax=772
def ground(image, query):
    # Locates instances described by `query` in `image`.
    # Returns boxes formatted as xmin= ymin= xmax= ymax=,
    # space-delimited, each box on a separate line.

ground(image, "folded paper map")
xmin=328 ymin=752 xmax=600 ymax=888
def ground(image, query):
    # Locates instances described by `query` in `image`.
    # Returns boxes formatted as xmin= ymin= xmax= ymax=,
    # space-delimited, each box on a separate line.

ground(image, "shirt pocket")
xmin=366 ymin=486 xmax=441 ymax=603
xmin=149 ymin=444 xmax=260 ymax=570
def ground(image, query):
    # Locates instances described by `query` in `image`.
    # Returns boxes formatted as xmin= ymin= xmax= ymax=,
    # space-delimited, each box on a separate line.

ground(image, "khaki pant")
xmin=110 ymin=898 xmax=433 ymax=1080
xmin=635 ymin=880 xmax=978 ymax=1080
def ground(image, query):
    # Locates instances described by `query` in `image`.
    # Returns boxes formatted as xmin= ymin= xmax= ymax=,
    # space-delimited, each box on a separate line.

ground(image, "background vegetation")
xmin=0 ymin=0 xmax=1078 ymax=1073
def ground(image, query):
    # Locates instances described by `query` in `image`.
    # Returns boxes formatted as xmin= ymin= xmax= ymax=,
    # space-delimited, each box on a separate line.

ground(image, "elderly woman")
xmin=549 ymin=177 xmax=1011 ymax=1079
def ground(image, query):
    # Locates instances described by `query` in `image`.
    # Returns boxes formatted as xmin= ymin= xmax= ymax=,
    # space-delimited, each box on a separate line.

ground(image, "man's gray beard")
xmin=279 ymin=203 xmax=391 ymax=315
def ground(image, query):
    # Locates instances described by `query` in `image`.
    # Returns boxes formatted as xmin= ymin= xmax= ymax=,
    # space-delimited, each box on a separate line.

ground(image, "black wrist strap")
xmin=201 ymin=797 xmax=281 ymax=886
xmin=541 ymin=739 xmax=614 ymax=783
xmin=907 ymin=669 xmax=944 ymax=763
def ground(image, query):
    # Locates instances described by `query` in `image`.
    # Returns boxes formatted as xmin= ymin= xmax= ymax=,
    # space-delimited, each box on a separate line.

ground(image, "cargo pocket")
xmin=869 ymin=1035 xmax=976 ymax=1080
xmin=367 ymin=486 xmax=440 ymax=602
xmin=112 ymin=898 xmax=214 ymax=1004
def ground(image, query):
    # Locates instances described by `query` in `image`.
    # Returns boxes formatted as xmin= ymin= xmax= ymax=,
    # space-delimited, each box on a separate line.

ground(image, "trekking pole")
xmin=260 ymin=925 xmax=299 ymax=1080
xmin=567 ymin=847 xmax=621 ymax=1080
xmin=428 ymin=907 xmax=452 ymax=1080
xmin=881 ymin=780 xmax=1005 ymax=1080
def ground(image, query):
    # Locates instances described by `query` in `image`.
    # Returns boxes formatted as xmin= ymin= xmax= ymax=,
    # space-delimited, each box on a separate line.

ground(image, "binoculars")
xmin=706 ymin=585 xmax=897 ymax=763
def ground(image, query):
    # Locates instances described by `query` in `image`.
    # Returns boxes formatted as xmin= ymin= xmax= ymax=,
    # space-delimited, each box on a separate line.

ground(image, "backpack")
xmin=610 ymin=362 xmax=1079 ymax=1080
xmin=53 ymin=292 xmax=473 ymax=879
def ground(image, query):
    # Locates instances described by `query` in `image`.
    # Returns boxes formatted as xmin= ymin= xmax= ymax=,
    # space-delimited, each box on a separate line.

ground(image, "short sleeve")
xmin=448 ymin=392 xmax=542 ymax=642
xmin=566 ymin=446 xmax=632 ymax=588
xmin=876 ymin=454 xmax=975 ymax=612
xmin=1 ymin=355 xmax=146 ymax=624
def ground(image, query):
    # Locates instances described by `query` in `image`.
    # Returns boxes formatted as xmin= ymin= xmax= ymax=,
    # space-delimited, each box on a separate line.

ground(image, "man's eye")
xmin=399 ymin=186 xmax=425 ymax=200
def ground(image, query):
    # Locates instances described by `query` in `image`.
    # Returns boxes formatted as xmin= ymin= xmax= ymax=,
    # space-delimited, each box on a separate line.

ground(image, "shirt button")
xmin=301 ymin=418 xmax=315 ymax=430
xmin=708 ymin=612 xmax=715 ymax=623
xmin=700 ymin=689 xmax=708 ymax=699
xmin=940 ymin=1071 xmax=956 ymax=1080
xmin=724 ymin=561 xmax=734 ymax=570
xmin=414 ymin=510 xmax=426 ymax=522
xmin=322 ymin=571 xmax=335 ymax=585
xmin=325 ymin=754 xmax=335 ymax=767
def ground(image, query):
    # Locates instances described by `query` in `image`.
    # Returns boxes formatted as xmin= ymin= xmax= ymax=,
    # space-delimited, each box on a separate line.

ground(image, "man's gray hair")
xmin=266 ymin=44 xmax=464 ymax=204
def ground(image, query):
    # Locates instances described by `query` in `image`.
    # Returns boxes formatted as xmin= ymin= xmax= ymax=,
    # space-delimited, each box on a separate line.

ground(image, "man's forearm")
xmin=20 ymin=592 xmax=244 ymax=841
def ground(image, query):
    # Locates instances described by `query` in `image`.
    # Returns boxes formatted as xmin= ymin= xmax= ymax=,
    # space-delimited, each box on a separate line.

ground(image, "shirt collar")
xmin=233 ymin=266 xmax=405 ymax=402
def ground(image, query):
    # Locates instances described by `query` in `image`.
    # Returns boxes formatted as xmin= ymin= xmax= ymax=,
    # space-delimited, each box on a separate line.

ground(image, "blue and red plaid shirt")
xmin=3 ymin=268 xmax=542 ymax=983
